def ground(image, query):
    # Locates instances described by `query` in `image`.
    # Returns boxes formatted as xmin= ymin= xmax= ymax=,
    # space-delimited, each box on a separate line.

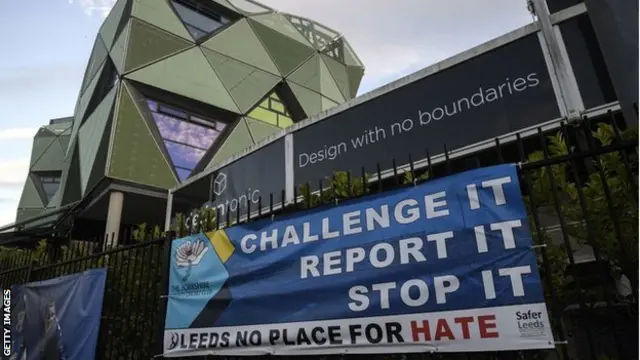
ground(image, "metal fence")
xmin=0 ymin=110 xmax=637 ymax=360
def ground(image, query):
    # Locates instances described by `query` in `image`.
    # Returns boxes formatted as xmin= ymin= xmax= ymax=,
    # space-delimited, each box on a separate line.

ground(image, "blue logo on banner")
xmin=164 ymin=164 xmax=550 ymax=354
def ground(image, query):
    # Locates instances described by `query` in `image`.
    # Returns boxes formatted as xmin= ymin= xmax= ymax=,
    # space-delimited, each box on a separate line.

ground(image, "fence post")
xmin=154 ymin=232 xmax=174 ymax=359
xmin=24 ymin=260 xmax=37 ymax=283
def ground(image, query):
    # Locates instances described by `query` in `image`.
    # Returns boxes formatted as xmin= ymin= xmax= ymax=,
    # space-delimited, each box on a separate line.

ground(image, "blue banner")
xmin=164 ymin=164 xmax=554 ymax=356
xmin=9 ymin=269 xmax=107 ymax=360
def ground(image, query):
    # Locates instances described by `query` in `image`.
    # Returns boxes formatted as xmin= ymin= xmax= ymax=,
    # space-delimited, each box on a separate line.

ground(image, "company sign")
xmin=292 ymin=34 xmax=560 ymax=185
xmin=164 ymin=164 xmax=554 ymax=356
xmin=186 ymin=138 xmax=286 ymax=219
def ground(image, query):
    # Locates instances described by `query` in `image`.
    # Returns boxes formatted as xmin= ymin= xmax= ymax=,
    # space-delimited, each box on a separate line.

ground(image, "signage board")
xmin=163 ymin=164 xmax=554 ymax=356
xmin=292 ymin=34 xmax=560 ymax=185
xmin=179 ymin=138 xmax=287 ymax=220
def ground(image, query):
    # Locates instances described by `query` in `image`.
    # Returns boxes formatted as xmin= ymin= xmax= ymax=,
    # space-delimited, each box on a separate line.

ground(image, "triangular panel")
xmin=60 ymin=141 xmax=83 ymax=205
xmin=346 ymin=65 xmax=365 ymax=98
xmin=131 ymin=0 xmax=193 ymax=42
xmin=202 ymin=48 xmax=281 ymax=113
xmin=227 ymin=0 xmax=272 ymax=15
xmin=245 ymin=116 xmax=280 ymax=143
xmin=75 ymin=62 xmax=106 ymax=127
xmin=202 ymin=19 xmax=280 ymax=76
xmin=250 ymin=20 xmax=315 ymax=77
xmin=287 ymin=55 xmax=321 ymax=93
xmin=208 ymin=119 xmax=254 ymax=167
xmin=286 ymin=81 xmax=322 ymax=118
xmin=80 ymin=37 xmax=109 ymax=93
xmin=32 ymin=139 xmax=66 ymax=172
xmin=321 ymin=54 xmax=350 ymax=100
xmin=246 ymin=91 xmax=293 ymax=127
xmin=319 ymin=57 xmax=345 ymax=103
xmin=110 ymin=21 xmax=131 ymax=74
xmin=250 ymin=12 xmax=313 ymax=47
xmin=99 ymin=0 xmax=129 ymax=49
xmin=124 ymin=19 xmax=193 ymax=73
xmin=125 ymin=47 xmax=239 ymax=113
xmin=85 ymin=119 xmax=112 ymax=194
xmin=18 ymin=176 xmax=45 ymax=209
xmin=344 ymin=40 xmax=364 ymax=67
xmin=108 ymin=83 xmax=178 ymax=189
xmin=58 ymin=134 xmax=71 ymax=155
xmin=321 ymin=96 xmax=339 ymax=111
xmin=144 ymin=98 xmax=228 ymax=182
xmin=30 ymin=136 xmax=57 ymax=167
xmin=78 ymin=87 xmax=117 ymax=194
xmin=47 ymin=184 xmax=62 ymax=208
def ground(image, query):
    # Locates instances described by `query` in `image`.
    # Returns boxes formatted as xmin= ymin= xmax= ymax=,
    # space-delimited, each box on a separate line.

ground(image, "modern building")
xmin=6 ymin=0 xmax=365 ymax=243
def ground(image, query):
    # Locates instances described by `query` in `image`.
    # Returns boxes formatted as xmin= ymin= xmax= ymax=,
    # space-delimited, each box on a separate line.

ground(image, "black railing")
xmin=0 ymin=109 xmax=637 ymax=360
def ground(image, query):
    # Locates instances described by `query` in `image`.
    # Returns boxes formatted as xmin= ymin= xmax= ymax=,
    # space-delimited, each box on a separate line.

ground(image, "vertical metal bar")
xmin=318 ymin=179 xmax=324 ymax=206
xmin=154 ymin=235 xmax=173 ymax=360
xmin=444 ymin=144 xmax=451 ymax=175
xmin=306 ymin=182 xmax=312 ymax=208
xmin=409 ymin=154 xmax=415 ymax=185
xmin=361 ymin=167 xmax=367 ymax=194
xmin=582 ymin=117 xmax=637 ymax=294
xmin=608 ymin=110 xmax=638 ymax=200
xmin=537 ymin=127 xmax=598 ymax=359
xmin=495 ymin=138 xmax=504 ymax=163
xmin=269 ymin=193 xmax=274 ymax=215
xmin=516 ymin=133 xmax=570 ymax=360
xmin=225 ymin=204 xmax=231 ymax=229
xmin=562 ymin=123 xmax=626 ymax=358
xmin=293 ymin=184 xmax=299 ymax=209
xmin=246 ymin=193 xmax=252 ymax=223
xmin=392 ymin=158 xmax=399 ymax=186
xmin=258 ymin=196 xmax=262 ymax=218
xmin=376 ymin=164 xmax=382 ymax=192
xmin=347 ymin=171 xmax=352 ymax=197
xmin=332 ymin=173 xmax=338 ymax=201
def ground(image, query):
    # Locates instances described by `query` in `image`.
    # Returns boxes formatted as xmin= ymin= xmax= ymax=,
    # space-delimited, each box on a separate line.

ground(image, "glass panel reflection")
xmin=147 ymin=98 xmax=227 ymax=182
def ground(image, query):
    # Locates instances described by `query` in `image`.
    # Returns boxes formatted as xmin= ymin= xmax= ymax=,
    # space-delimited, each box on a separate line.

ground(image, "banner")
xmin=8 ymin=269 xmax=107 ymax=360
xmin=292 ymin=34 xmax=560 ymax=185
xmin=164 ymin=164 xmax=554 ymax=357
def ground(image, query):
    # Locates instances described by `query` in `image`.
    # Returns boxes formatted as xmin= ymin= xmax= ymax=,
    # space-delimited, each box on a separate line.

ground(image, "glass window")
xmin=147 ymin=99 xmax=227 ymax=182
xmin=171 ymin=0 xmax=229 ymax=40
xmin=247 ymin=92 xmax=294 ymax=129
xmin=37 ymin=174 xmax=61 ymax=203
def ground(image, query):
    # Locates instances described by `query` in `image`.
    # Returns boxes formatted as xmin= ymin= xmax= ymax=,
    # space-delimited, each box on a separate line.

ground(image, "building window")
xmin=247 ymin=92 xmax=294 ymax=128
xmin=38 ymin=174 xmax=61 ymax=203
xmin=171 ymin=0 xmax=231 ymax=40
xmin=147 ymin=99 xmax=227 ymax=182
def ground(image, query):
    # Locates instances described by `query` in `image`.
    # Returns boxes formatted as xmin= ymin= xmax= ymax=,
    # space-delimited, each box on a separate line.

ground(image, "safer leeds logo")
xmin=175 ymin=239 xmax=209 ymax=282
xmin=515 ymin=309 xmax=547 ymax=338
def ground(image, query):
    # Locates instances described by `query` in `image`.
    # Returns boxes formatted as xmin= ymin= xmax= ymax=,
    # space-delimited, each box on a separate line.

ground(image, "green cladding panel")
xmin=110 ymin=21 xmax=131 ymax=74
xmin=80 ymin=36 xmax=109 ymax=92
xmin=202 ymin=19 xmax=280 ymax=76
xmin=346 ymin=65 xmax=365 ymax=98
xmin=287 ymin=55 xmax=321 ymax=94
xmin=319 ymin=56 xmax=346 ymax=103
xmin=125 ymin=47 xmax=240 ymax=114
xmin=321 ymin=95 xmax=339 ymax=111
xmin=124 ymin=18 xmax=193 ymax=73
xmin=131 ymin=0 xmax=193 ymax=42
xmin=31 ymin=137 xmax=66 ymax=172
xmin=73 ymin=61 xmax=105 ymax=134
xmin=250 ymin=20 xmax=315 ymax=77
xmin=108 ymin=83 xmax=178 ymax=189
xmin=16 ymin=208 xmax=44 ymax=223
xmin=99 ymin=0 xmax=129 ymax=49
xmin=60 ymin=141 xmax=83 ymax=205
xmin=250 ymin=12 xmax=313 ymax=47
xmin=286 ymin=81 xmax=322 ymax=118
xmin=18 ymin=176 xmax=45 ymax=209
xmin=320 ymin=54 xmax=351 ymax=101
xmin=245 ymin=116 xmax=280 ymax=143
xmin=201 ymin=48 xmax=280 ymax=113
xmin=78 ymin=86 xmax=117 ymax=195
xmin=208 ymin=119 xmax=254 ymax=167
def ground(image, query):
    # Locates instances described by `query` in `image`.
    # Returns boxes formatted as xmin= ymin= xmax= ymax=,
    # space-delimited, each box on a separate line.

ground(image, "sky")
xmin=0 ymin=0 xmax=533 ymax=227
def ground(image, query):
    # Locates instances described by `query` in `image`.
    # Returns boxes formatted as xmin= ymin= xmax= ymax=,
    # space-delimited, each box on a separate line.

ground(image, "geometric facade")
xmin=15 ymin=118 xmax=72 ymax=222
xmin=16 ymin=0 xmax=364 ymax=226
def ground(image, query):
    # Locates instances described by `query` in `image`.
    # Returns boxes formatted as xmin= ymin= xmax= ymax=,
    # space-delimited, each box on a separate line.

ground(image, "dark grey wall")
xmin=292 ymin=34 xmax=560 ymax=185
xmin=584 ymin=0 xmax=638 ymax=122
